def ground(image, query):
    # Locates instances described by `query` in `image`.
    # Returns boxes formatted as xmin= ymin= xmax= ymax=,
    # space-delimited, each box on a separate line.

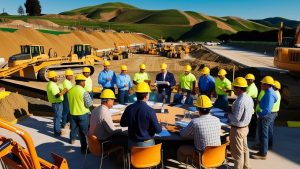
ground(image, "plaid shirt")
xmin=180 ymin=114 xmax=221 ymax=151
xmin=83 ymin=92 xmax=93 ymax=108
xmin=229 ymin=92 xmax=254 ymax=127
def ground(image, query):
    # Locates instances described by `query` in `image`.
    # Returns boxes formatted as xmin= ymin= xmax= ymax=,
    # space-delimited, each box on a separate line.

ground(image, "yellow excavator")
xmin=0 ymin=118 xmax=69 ymax=169
xmin=274 ymin=22 xmax=300 ymax=74
xmin=0 ymin=44 xmax=102 ymax=81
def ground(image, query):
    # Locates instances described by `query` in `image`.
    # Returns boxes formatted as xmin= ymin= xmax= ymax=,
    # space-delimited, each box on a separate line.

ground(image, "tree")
xmin=24 ymin=0 xmax=41 ymax=16
xmin=17 ymin=5 xmax=24 ymax=16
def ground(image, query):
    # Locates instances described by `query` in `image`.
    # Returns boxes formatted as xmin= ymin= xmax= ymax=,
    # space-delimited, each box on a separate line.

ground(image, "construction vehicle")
xmin=0 ymin=44 xmax=101 ymax=81
xmin=159 ymin=43 xmax=190 ymax=59
xmin=108 ymin=42 xmax=130 ymax=60
xmin=0 ymin=118 xmax=69 ymax=169
xmin=273 ymin=22 xmax=300 ymax=110
xmin=274 ymin=22 xmax=300 ymax=74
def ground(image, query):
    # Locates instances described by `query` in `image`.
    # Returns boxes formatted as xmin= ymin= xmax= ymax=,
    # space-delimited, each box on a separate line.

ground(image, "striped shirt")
xmin=180 ymin=114 xmax=221 ymax=151
xmin=229 ymin=92 xmax=254 ymax=127
xmin=83 ymin=92 xmax=93 ymax=108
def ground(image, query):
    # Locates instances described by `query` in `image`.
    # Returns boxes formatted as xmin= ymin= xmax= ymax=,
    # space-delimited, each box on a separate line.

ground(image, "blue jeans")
xmin=70 ymin=113 xmax=90 ymax=151
xmin=62 ymin=96 xmax=69 ymax=128
xmin=157 ymin=90 xmax=171 ymax=103
xmin=128 ymin=139 xmax=155 ymax=150
xmin=269 ymin=113 xmax=278 ymax=147
xmin=118 ymin=90 xmax=129 ymax=104
xmin=258 ymin=113 xmax=273 ymax=156
xmin=214 ymin=95 xmax=228 ymax=111
xmin=52 ymin=102 xmax=63 ymax=135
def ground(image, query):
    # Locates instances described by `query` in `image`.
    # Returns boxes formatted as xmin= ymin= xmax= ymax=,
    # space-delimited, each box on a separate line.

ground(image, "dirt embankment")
xmin=0 ymin=28 xmax=151 ymax=59
xmin=0 ymin=93 xmax=29 ymax=123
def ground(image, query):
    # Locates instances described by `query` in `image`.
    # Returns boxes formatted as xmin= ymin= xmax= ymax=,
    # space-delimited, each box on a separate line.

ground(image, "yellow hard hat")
xmin=136 ymin=82 xmax=151 ymax=93
xmin=48 ymin=71 xmax=57 ymax=79
xmin=201 ymin=67 xmax=210 ymax=75
xmin=185 ymin=65 xmax=192 ymax=72
xmin=65 ymin=69 xmax=73 ymax=76
xmin=195 ymin=95 xmax=213 ymax=108
xmin=121 ymin=65 xmax=128 ymax=71
xmin=245 ymin=73 xmax=255 ymax=80
xmin=104 ymin=60 xmax=111 ymax=66
xmin=218 ymin=69 xmax=227 ymax=76
xmin=273 ymin=80 xmax=281 ymax=89
xmin=232 ymin=77 xmax=248 ymax=88
xmin=75 ymin=74 xmax=86 ymax=81
xmin=160 ymin=63 xmax=167 ymax=69
xmin=82 ymin=67 xmax=91 ymax=73
xmin=261 ymin=76 xmax=274 ymax=85
xmin=140 ymin=63 xmax=146 ymax=69
xmin=100 ymin=89 xmax=116 ymax=99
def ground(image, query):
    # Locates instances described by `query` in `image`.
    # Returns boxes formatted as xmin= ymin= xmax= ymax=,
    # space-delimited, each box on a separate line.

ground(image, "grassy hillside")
xmin=180 ymin=21 xmax=231 ymax=41
xmin=110 ymin=9 xmax=153 ymax=23
xmin=222 ymin=17 xmax=272 ymax=32
xmin=251 ymin=17 xmax=299 ymax=28
xmin=137 ymin=10 xmax=189 ymax=25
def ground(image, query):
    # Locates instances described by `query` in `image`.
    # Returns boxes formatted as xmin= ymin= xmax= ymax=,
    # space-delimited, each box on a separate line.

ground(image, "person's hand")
xmin=166 ymin=82 xmax=170 ymax=86
xmin=107 ymin=77 xmax=111 ymax=81
xmin=124 ymin=84 xmax=128 ymax=87
xmin=61 ymin=88 xmax=68 ymax=95
xmin=129 ymin=89 xmax=133 ymax=94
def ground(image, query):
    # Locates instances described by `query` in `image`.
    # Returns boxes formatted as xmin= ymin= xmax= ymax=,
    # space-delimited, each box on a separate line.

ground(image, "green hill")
xmin=222 ymin=17 xmax=272 ymax=31
xmin=179 ymin=21 xmax=231 ymax=41
xmin=251 ymin=17 xmax=299 ymax=28
xmin=137 ymin=10 xmax=189 ymax=25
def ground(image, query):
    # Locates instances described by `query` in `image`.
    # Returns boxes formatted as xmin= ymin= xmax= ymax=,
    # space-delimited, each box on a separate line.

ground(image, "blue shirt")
xmin=120 ymin=101 xmax=162 ymax=142
xmin=116 ymin=73 xmax=133 ymax=91
xmin=198 ymin=75 xmax=215 ymax=93
xmin=98 ymin=70 xmax=116 ymax=88
xmin=259 ymin=87 xmax=278 ymax=117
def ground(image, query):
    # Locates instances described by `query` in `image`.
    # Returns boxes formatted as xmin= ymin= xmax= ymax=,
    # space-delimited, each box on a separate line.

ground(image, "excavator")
xmin=274 ymin=22 xmax=300 ymax=73
xmin=108 ymin=42 xmax=130 ymax=60
xmin=0 ymin=44 xmax=102 ymax=81
xmin=0 ymin=118 xmax=69 ymax=169
xmin=273 ymin=22 xmax=300 ymax=110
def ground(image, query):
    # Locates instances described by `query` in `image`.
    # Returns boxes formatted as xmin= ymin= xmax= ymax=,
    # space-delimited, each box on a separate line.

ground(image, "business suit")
xmin=155 ymin=71 xmax=176 ymax=103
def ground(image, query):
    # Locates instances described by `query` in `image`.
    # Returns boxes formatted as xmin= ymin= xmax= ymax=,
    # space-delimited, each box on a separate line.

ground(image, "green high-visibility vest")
xmin=68 ymin=85 xmax=90 ymax=116
xmin=272 ymin=90 xmax=281 ymax=112
xmin=46 ymin=81 xmax=63 ymax=104
xmin=255 ymin=90 xmax=265 ymax=113
xmin=84 ymin=77 xmax=93 ymax=92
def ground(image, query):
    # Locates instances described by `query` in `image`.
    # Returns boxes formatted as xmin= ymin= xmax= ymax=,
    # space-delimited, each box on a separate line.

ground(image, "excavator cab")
xmin=8 ymin=45 xmax=47 ymax=67
xmin=74 ymin=44 xmax=92 ymax=59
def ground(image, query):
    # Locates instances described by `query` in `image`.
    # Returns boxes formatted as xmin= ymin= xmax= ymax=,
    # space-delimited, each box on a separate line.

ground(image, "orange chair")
xmin=187 ymin=141 xmax=230 ymax=169
xmin=128 ymin=143 xmax=163 ymax=169
xmin=86 ymin=135 xmax=125 ymax=169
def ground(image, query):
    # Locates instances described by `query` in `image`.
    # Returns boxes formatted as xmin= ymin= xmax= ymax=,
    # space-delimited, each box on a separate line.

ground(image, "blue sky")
xmin=1 ymin=0 xmax=299 ymax=20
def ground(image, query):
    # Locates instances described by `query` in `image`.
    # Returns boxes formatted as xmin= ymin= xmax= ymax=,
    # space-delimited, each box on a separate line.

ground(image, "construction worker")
xmin=68 ymin=74 xmax=93 ymax=153
xmin=155 ymin=63 xmax=176 ymax=103
xmin=245 ymin=73 xmax=258 ymax=140
xmin=120 ymin=82 xmax=162 ymax=148
xmin=61 ymin=69 xmax=74 ymax=128
xmin=268 ymin=80 xmax=281 ymax=149
xmin=98 ymin=60 xmax=116 ymax=93
xmin=133 ymin=63 xmax=151 ymax=85
xmin=173 ymin=89 xmax=193 ymax=105
xmin=46 ymin=71 xmax=67 ymax=136
xmin=177 ymin=95 xmax=221 ymax=163
xmin=229 ymin=77 xmax=253 ymax=169
xmin=198 ymin=66 xmax=215 ymax=98
xmin=251 ymin=76 xmax=277 ymax=160
xmin=116 ymin=65 xmax=133 ymax=104
xmin=89 ymin=89 xmax=122 ymax=141
xmin=82 ymin=67 xmax=93 ymax=99
xmin=179 ymin=64 xmax=196 ymax=95
xmin=214 ymin=69 xmax=231 ymax=111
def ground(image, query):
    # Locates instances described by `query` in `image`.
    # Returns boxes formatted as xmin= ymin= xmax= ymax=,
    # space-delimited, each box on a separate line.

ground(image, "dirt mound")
xmin=179 ymin=11 xmax=200 ymax=26
xmin=0 ymin=28 xmax=151 ymax=59
xmin=201 ymin=14 xmax=236 ymax=33
xmin=0 ymin=93 xmax=29 ymax=123
xmin=7 ymin=20 xmax=32 ymax=27
xmin=28 ymin=19 xmax=60 ymax=27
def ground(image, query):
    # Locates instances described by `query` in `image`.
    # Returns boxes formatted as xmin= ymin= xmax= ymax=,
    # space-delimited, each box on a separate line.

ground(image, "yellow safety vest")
xmin=272 ymin=90 xmax=281 ymax=112
xmin=46 ymin=81 xmax=63 ymax=104
xmin=68 ymin=85 xmax=90 ymax=116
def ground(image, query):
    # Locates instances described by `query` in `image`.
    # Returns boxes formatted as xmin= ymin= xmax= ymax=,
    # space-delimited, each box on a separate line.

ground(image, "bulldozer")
xmin=0 ymin=118 xmax=69 ymax=169
xmin=0 ymin=44 xmax=102 ymax=81
xmin=108 ymin=42 xmax=129 ymax=60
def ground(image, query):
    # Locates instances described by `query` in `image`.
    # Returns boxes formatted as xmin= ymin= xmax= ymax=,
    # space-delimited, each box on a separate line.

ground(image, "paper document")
xmin=112 ymin=104 xmax=126 ymax=109
xmin=109 ymin=109 xmax=121 ymax=115
xmin=175 ymin=121 xmax=189 ymax=128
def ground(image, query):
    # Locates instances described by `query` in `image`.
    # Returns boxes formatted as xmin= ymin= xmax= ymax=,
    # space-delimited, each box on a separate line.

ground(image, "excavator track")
xmin=38 ymin=64 xmax=95 ymax=81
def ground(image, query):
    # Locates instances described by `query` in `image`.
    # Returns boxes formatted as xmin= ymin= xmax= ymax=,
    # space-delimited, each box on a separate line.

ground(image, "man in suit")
xmin=155 ymin=63 xmax=176 ymax=103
